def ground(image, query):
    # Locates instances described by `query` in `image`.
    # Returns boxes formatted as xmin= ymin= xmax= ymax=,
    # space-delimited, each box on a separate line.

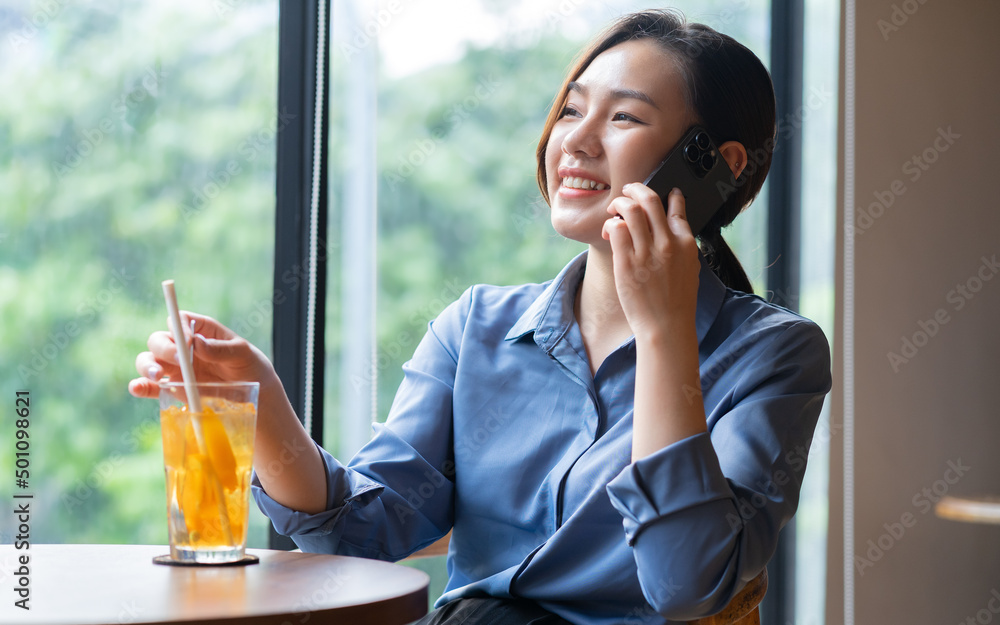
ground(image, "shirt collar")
xmin=505 ymin=251 xmax=588 ymax=349
xmin=505 ymin=250 xmax=728 ymax=348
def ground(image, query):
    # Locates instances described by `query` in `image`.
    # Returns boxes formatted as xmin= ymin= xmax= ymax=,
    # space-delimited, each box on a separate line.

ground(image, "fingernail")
xmin=147 ymin=364 xmax=161 ymax=380
xmin=671 ymin=187 xmax=683 ymax=196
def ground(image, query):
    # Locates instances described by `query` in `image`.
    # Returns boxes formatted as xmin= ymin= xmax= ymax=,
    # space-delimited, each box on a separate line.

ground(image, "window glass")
xmin=796 ymin=1 xmax=840 ymax=623
xmin=0 ymin=1 xmax=278 ymax=548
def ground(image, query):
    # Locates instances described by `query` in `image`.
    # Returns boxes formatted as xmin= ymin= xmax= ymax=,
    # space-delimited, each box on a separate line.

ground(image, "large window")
xmin=0 ymin=0 xmax=279 ymax=548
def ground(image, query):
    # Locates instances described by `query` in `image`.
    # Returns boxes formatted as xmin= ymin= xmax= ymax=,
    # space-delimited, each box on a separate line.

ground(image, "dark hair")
xmin=535 ymin=9 xmax=777 ymax=294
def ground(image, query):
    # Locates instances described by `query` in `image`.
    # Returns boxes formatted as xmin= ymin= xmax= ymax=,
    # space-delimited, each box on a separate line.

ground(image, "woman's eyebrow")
xmin=567 ymin=81 xmax=659 ymax=109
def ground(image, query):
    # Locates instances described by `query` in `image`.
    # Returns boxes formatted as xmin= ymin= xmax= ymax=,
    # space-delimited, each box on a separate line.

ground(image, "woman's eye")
xmin=612 ymin=112 xmax=639 ymax=123
xmin=560 ymin=105 xmax=582 ymax=118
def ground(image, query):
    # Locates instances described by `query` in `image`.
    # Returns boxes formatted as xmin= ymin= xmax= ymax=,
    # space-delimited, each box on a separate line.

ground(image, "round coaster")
xmin=153 ymin=553 xmax=259 ymax=567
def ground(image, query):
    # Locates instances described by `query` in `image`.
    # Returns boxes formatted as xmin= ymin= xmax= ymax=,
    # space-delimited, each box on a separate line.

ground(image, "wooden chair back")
xmin=687 ymin=568 xmax=768 ymax=625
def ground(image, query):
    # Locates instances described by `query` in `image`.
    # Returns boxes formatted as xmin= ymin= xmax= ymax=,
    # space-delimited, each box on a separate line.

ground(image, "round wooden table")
xmin=0 ymin=544 xmax=429 ymax=625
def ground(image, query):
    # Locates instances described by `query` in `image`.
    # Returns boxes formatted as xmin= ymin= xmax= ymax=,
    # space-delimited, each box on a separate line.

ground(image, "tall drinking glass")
xmin=158 ymin=381 xmax=258 ymax=564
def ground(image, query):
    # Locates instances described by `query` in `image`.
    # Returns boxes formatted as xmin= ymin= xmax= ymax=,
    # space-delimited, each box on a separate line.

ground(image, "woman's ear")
xmin=718 ymin=141 xmax=748 ymax=180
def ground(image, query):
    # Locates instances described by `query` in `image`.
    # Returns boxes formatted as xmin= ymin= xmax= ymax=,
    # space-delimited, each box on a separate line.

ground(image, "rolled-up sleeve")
xmin=251 ymin=287 xmax=475 ymax=560
xmin=250 ymin=443 xmax=384 ymax=537
xmin=606 ymin=319 xmax=832 ymax=620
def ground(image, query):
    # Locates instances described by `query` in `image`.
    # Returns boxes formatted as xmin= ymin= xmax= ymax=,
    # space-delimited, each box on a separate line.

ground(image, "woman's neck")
xmin=575 ymin=246 xmax=633 ymax=374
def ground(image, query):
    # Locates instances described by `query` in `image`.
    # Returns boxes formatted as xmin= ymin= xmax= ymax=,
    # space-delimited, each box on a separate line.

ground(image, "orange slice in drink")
xmin=200 ymin=406 xmax=238 ymax=492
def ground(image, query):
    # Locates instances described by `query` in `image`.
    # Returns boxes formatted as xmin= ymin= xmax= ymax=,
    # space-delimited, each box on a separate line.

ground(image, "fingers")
xmin=128 ymin=377 xmax=160 ymax=399
xmin=663 ymin=187 xmax=693 ymax=239
xmin=602 ymin=213 xmax=634 ymax=257
xmin=190 ymin=332 xmax=251 ymax=364
xmin=135 ymin=350 xmax=164 ymax=380
xmin=181 ymin=311 xmax=237 ymax=341
xmin=147 ymin=330 xmax=180 ymax=365
xmin=129 ymin=311 xmax=251 ymax=400
xmin=605 ymin=183 xmax=680 ymax=258
xmin=623 ymin=183 xmax=672 ymax=243
xmin=130 ymin=310 xmax=268 ymax=401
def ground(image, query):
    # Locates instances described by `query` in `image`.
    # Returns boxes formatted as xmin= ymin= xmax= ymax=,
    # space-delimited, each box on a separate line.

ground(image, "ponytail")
xmin=699 ymin=229 xmax=753 ymax=294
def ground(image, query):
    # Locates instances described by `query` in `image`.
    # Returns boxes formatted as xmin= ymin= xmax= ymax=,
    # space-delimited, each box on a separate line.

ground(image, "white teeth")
xmin=562 ymin=177 xmax=607 ymax=191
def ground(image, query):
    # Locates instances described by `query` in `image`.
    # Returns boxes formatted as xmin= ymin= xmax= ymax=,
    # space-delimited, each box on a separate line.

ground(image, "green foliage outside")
xmin=0 ymin=1 xmax=279 ymax=547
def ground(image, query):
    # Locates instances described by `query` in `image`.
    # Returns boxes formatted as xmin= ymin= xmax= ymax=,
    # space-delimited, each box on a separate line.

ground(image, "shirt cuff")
xmin=251 ymin=441 xmax=385 ymax=537
xmin=606 ymin=432 xmax=734 ymax=545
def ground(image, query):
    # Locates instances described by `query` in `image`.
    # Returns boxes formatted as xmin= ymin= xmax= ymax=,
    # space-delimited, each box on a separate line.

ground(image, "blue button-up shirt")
xmin=252 ymin=251 xmax=831 ymax=624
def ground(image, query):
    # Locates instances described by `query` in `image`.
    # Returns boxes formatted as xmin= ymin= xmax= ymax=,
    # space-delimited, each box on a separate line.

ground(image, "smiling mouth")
xmin=561 ymin=176 xmax=608 ymax=191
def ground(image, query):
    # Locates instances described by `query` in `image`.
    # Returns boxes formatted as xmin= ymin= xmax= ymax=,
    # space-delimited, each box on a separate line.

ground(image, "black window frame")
xmin=763 ymin=1 xmax=806 ymax=623
xmin=271 ymin=0 xmax=330 ymax=551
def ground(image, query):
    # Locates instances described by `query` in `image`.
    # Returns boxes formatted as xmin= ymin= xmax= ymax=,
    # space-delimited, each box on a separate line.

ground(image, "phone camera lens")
xmin=684 ymin=144 xmax=700 ymax=163
xmin=695 ymin=132 xmax=711 ymax=150
xmin=701 ymin=153 xmax=717 ymax=172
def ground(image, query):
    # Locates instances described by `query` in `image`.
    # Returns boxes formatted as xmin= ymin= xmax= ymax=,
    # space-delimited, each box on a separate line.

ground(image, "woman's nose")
xmin=562 ymin=115 xmax=602 ymax=158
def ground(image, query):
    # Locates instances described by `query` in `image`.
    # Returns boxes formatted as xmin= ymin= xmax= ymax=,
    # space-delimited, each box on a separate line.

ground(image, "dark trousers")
xmin=411 ymin=597 xmax=575 ymax=625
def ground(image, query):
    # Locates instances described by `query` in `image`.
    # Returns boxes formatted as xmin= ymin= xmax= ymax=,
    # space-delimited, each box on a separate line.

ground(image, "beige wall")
xmin=829 ymin=1 xmax=1000 ymax=622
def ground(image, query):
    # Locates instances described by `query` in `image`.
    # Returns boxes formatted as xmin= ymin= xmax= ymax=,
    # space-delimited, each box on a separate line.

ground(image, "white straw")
xmin=162 ymin=280 xmax=202 ymax=415
xmin=161 ymin=279 xmax=234 ymax=548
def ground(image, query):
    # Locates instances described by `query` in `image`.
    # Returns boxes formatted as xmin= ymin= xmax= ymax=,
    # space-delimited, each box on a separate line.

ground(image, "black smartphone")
xmin=642 ymin=125 xmax=736 ymax=236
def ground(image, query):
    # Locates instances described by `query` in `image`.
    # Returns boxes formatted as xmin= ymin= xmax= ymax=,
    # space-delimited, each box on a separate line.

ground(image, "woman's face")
xmin=546 ymin=39 xmax=694 ymax=247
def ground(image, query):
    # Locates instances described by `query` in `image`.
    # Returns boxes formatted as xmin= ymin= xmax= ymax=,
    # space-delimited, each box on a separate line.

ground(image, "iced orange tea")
xmin=159 ymin=382 xmax=258 ymax=563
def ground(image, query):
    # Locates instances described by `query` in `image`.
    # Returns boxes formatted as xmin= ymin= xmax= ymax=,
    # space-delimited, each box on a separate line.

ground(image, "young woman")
xmin=130 ymin=10 xmax=831 ymax=624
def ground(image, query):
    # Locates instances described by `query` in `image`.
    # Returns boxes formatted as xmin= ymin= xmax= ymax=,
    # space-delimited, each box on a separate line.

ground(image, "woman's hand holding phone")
xmin=602 ymin=182 xmax=701 ymax=343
